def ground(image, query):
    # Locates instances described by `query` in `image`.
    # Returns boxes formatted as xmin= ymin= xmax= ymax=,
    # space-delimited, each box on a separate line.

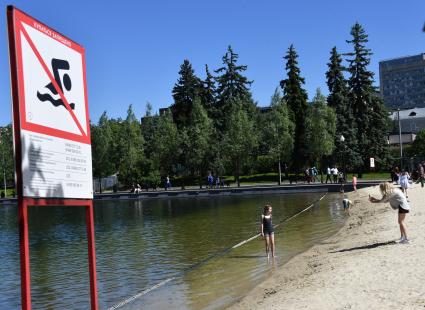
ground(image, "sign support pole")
xmin=86 ymin=200 xmax=98 ymax=310
xmin=18 ymin=198 xmax=31 ymax=310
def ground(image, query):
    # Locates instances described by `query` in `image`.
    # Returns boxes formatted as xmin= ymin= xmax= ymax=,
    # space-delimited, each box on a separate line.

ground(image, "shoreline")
xmin=228 ymin=184 xmax=425 ymax=310
xmin=0 ymin=181 xmax=382 ymax=204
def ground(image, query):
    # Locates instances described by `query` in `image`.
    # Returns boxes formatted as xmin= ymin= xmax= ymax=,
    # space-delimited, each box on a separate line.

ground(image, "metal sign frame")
xmin=7 ymin=6 xmax=98 ymax=310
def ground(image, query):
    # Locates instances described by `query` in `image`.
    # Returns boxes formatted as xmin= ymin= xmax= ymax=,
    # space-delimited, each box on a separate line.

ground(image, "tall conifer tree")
xmin=326 ymin=47 xmax=361 ymax=169
xmin=345 ymin=23 xmax=389 ymax=168
xmin=215 ymin=46 xmax=255 ymax=131
xmin=200 ymin=64 xmax=216 ymax=116
xmin=171 ymin=59 xmax=202 ymax=129
xmin=280 ymin=45 xmax=309 ymax=171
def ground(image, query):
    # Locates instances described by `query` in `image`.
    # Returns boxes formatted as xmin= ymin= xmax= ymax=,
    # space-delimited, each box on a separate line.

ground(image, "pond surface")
xmin=0 ymin=192 xmax=346 ymax=309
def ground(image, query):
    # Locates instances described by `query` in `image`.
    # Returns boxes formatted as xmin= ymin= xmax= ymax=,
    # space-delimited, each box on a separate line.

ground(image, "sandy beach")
xmin=229 ymin=184 xmax=425 ymax=310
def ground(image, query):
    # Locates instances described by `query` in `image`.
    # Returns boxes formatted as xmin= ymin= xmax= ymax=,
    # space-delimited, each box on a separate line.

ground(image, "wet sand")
xmin=229 ymin=184 xmax=425 ymax=310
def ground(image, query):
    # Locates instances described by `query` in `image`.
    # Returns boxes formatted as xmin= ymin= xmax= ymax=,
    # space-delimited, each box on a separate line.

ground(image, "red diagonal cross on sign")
xmin=19 ymin=21 xmax=87 ymax=138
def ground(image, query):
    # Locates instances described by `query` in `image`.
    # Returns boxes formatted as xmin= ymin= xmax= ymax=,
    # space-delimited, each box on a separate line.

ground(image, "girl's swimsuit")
xmin=262 ymin=215 xmax=274 ymax=235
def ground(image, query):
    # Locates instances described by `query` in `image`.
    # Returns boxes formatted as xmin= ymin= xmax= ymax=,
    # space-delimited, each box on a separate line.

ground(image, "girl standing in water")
xmin=260 ymin=204 xmax=275 ymax=258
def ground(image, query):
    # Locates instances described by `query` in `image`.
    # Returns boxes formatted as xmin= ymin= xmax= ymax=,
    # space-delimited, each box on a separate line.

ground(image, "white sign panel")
xmin=10 ymin=9 xmax=93 ymax=199
xmin=370 ymin=157 xmax=375 ymax=168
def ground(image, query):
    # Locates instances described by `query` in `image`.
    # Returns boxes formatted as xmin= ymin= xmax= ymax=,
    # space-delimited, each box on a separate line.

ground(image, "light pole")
xmin=397 ymin=108 xmax=403 ymax=169
xmin=340 ymin=135 xmax=346 ymax=182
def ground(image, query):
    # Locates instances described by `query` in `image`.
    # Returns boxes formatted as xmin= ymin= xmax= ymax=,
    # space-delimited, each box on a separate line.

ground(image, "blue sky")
xmin=0 ymin=0 xmax=424 ymax=125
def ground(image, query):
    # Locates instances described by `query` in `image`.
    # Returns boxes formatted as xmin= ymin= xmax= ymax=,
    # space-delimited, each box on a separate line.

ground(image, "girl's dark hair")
xmin=263 ymin=204 xmax=272 ymax=215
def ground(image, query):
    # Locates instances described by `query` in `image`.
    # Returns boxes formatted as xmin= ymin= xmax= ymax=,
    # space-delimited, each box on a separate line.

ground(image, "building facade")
xmin=379 ymin=53 xmax=425 ymax=109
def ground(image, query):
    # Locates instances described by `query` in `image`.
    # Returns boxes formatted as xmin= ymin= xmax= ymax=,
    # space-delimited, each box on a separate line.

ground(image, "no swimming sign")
xmin=8 ymin=7 xmax=93 ymax=199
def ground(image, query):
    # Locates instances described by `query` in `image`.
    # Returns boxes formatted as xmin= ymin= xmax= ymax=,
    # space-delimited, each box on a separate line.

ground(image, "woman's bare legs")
xmin=398 ymin=213 xmax=407 ymax=240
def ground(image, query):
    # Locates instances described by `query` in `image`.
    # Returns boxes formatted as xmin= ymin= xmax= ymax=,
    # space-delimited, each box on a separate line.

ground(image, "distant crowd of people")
xmin=390 ymin=161 xmax=425 ymax=198
xmin=303 ymin=166 xmax=344 ymax=184
xmin=207 ymin=173 xmax=228 ymax=188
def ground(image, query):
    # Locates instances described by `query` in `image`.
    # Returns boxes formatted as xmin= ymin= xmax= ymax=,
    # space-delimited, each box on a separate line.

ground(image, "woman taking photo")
xmin=369 ymin=182 xmax=410 ymax=243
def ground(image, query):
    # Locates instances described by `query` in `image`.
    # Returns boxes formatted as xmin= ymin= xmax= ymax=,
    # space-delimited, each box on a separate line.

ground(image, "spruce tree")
xmin=215 ymin=46 xmax=255 ymax=130
xmin=280 ymin=44 xmax=309 ymax=171
xmin=171 ymin=59 xmax=202 ymax=129
xmin=345 ymin=23 xmax=390 ymax=169
xmin=200 ymin=64 xmax=216 ymax=117
xmin=326 ymin=47 xmax=361 ymax=169
xmin=141 ymin=102 xmax=157 ymax=157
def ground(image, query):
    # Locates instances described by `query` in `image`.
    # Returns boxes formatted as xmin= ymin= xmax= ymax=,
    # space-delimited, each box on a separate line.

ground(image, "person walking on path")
xmin=260 ymin=204 xmax=276 ymax=258
xmin=369 ymin=182 xmax=411 ymax=243
xmin=399 ymin=170 xmax=410 ymax=198
xmin=332 ymin=167 xmax=339 ymax=184
xmin=352 ymin=174 xmax=357 ymax=191
xmin=326 ymin=166 xmax=332 ymax=184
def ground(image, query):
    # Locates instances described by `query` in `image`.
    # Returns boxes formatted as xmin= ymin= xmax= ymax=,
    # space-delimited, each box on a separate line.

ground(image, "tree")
xmin=181 ymin=97 xmax=213 ymax=179
xmin=222 ymin=101 xmax=258 ymax=187
xmin=91 ymin=112 xmax=114 ymax=193
xmin=345 ymin=23 xmax=390 ymax=169
xmin=215 ymin=46 xmax=255 ymax=131
xmin=141 ymin=102 xmax=157 ymax=156
xmin=119 ymin=105 xmax=144 ymax=186
xmin=280 ymin=44 xmax=309 ymax=171
xmin=151 ymin=111 xmax=179 ymax=176
xmin=263 ymin=88 xmax=294 ymax=184
xmin=171 ymin=60 xmax=202 ymax=129
xmin=411 ymin=129 xmax=425 ymax=156
xmin=305 ymin=89 xmax=336 ymax=167
xmin=200 ymin=64 xmax=217 ymax=118
xmin=326 ymin=46 xmax=361 ymax=169
xmin=0 ymin=125 xmax=14 ymax=196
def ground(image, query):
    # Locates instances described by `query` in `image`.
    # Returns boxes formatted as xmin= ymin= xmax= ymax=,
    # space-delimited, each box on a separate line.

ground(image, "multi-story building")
xmin=379 ymin=53 xmax=425 ymax=109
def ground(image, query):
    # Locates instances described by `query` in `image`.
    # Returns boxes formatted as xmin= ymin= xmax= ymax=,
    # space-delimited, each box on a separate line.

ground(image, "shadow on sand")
xmin=329 ymin=240 xmax=397 ymax=253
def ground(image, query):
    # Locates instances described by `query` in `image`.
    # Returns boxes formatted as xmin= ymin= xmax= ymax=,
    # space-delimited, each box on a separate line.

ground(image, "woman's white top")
xmin=381 ymin=188 xmax=410 ymax=210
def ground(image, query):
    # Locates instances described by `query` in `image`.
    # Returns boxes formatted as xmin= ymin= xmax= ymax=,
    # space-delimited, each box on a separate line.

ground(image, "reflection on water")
xmin=0 ymin=193 xmax=345 ymax=309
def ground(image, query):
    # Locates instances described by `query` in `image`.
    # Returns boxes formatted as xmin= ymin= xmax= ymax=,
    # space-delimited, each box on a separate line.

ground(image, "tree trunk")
xmin=99 ymin=176 xmax=102 ymax=194
xmin=236 ymin=160 xmax=240 ymax=188
xmin=278 ymin=157 xmax=282 ymax=185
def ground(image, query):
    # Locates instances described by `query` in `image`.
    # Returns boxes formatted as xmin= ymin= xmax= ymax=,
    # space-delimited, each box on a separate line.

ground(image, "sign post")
xmin=7 ymin=6 xmax=97 ymax=310
xmin=370 ymin=157 xmax=375 ymax=169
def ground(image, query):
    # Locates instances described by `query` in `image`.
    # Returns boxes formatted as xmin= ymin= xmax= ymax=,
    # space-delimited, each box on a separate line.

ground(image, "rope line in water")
xmin=107 ymin=193 xmax=327 ymax=310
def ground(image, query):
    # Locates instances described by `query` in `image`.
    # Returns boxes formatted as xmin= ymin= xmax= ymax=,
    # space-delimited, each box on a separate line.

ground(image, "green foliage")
xmin=305 ymin=89 xmax=336 ymax=165
xmin=215 ymin=46 xmax=255 ymax=131
xmin=0 ymin=124 xmax=14 ymax=186
xmin=326 ymin=47 xmax=362 ymax=169
xmin=345 ymin=23 xmax=390 ymax=169
xmin=119 ymin=105 xmax=145 ymax=185
xmin=410 ymin=129 xmax=425 ymax=156
xmin=141 ymin=102 xmax=157 ymax=156
xmin=91 ymin=112 xmax=114 ymax=186
xmin=200 ymin=64 xmax=217 ymax=117
xmin=180 ymin=97 xmax=213 ymax=176
xmin=280 ymin=44 xmax=309 ymax=171
xmin=171 ymin=59 xmax=202 ymax=129
xmin=151 ymin=111 xmax=179 ymax=175
xmin=222 ymin=101 xmax=258 ymax=186
xmin=262 ymin=88 xmax=294 ymax=179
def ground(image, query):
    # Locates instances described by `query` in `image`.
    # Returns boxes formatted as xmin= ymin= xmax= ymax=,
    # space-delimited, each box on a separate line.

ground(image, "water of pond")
xmin=0 ymin=192 xmax=346 ymax=309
